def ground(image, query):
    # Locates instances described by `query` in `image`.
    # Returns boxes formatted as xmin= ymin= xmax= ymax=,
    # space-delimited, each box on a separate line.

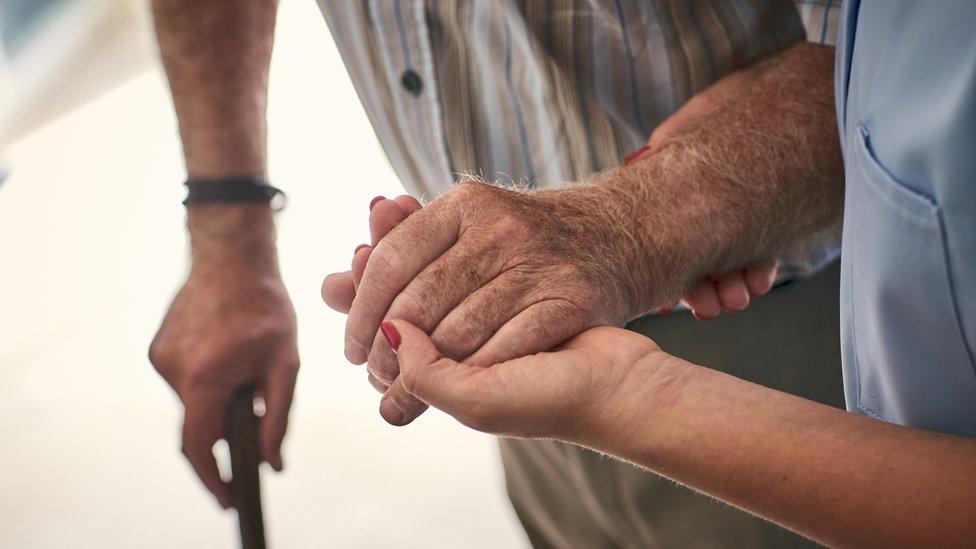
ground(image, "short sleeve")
xmin=793 ymin=0 xmax=841 ymax=46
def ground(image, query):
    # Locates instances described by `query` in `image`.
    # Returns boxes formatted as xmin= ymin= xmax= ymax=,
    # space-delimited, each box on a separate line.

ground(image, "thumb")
xmin=380 ymin=320 xmax=486 ymax=416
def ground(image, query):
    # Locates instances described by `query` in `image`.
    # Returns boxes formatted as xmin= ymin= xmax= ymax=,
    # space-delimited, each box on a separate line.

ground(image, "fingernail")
xmin=354 ymin=244 xmax=370 ymax=255
xmin=624 ymin=145 xmax=651 ymax=166
xmin=693 ymin=311 xmax=716 ymax=322
xmin=379 ymin=322 xmax=401 ymax=353
xmin=369 ymin=196 xmax=386 ymax=210
xmin=658 ymin=307 xmax=672 ymax=315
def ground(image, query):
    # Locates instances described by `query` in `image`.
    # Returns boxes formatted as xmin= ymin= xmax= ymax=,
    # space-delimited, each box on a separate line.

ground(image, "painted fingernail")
xmin=369 ymin=196 xmax=386 ymax=210
xmin=354 ymin=244 xmax=370 ymax=255
xmin=624 ymin=145 xmax=651 ymax=165
xmin=658 ymin=307 xmax=672 ymax=315
xmin=380 ymin=322 xmax=401 ymax=353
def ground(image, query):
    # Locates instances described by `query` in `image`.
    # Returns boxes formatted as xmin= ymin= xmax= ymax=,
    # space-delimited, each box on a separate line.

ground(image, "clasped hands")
xmin=321 ymin=182 xmax=777 ymax=438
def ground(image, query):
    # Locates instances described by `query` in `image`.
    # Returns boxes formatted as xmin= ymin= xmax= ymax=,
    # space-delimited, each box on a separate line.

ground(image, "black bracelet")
xmin=183 ymin=175 xmax=286 ymax=210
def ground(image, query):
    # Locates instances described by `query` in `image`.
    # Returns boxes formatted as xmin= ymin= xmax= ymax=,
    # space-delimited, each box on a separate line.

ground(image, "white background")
xmin=0 ymin=0 xmax=528 ymax=547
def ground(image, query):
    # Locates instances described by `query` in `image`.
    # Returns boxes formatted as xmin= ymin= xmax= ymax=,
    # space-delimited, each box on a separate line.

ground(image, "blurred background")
xmin=0 ymin=0 xmax=527 ymax=546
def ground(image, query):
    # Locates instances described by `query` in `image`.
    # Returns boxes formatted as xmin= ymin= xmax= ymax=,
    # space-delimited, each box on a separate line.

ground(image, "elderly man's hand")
xmin=150 ymin=205 xmax=298 ymax=509
xmin=327 ymin=182 xmax=656 ymax=426
xmin=323 ymin=192 xmax=778 ymax=426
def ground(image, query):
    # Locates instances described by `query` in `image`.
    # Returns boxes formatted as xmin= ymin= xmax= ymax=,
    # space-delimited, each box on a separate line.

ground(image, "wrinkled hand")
xmin=150 ymin=266 xmax=298 ymax=509
xmin=322 ymin=63 xmax=782 ymax=427
xmin=322 ymin=192 xmax=777 ymax=426
xmin=378 ymin=319 xmax=668 ymax=443
xmin=324 ymin=183 xmax=651 ymax=426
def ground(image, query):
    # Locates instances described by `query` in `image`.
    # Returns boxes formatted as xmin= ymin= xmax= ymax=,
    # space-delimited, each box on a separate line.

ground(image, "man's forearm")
xmin=578 ymin=43 xmax=844 ymax=314
xmin=153 ymin=0 xmax=280 ymax=265
xmin=582 ymin=355 xmax=976 ymax=547
xmin=152 ymin=0 xmax=278 ymax=178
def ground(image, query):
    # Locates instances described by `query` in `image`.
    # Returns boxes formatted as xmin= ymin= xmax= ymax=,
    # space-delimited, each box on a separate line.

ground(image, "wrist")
xmin=546 ymin=168 xmax=689 ymax=319
xmin=574 ymin=350 xmax=696 ymax=458
xmin=591 ymin=148 xmax=736 ymax=315
xmin=186 ymin=202 xmax=280 ymax=275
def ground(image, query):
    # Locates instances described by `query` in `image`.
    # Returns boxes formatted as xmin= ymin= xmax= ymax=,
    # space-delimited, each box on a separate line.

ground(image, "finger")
xmin=464 ymin=298 xmax=591 ymax=367
xmin=393 ymin=194 xmax=423 ymax=216
xmin=259 ymin=351 xmax=299 ymax=472
xmin=744 ymin=260 xmax=778 ymax=298
xmin=384 ymin=320 xmax=486 ymax=416
xmin=182 ymin=394 xmax=232 ymax=509
xmin=716 ymin=272 xmax=751 ymax=313
xmin=322 ymin=272 xmax=356 ymax=314
xmin=427 ymin=269 xmax=534 ymax=363
xmin=345 ymin=206 xmax=460 ymax=363
xmin=369 ymin=198 xmax=410 ymax=247
xmin=683 ymin=278 xmax=722 ymax=321
xmin=379 ymin=376 xmax=430 ymax=426
xmin=367 ymin=372 xmax=389 ymax=394
xmin=352 ymin=245 xmax=371 ymax=290
xmin=364 ymin=242 xmax=507 ymax=383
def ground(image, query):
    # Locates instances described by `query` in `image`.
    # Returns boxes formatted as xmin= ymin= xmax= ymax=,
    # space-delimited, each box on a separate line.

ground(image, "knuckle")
xmin=387 ymin=386 xmax=418 ymax=412
xmin=491 ymin=214 xmax=527 ymax=240
xmin=364 ymin=241 xmax=407 ymax=290
xmin=367 ymin=355 xmax=399 ymax=385
xmin=434 ymin=316 xmax=484 ymax=359
xmin=398 ymin=368 xmax=418 ymax=395
xmin=450 ymin=180 xmax=486 ymax=200
xmin=180 ymin=444 xmax=196 ymax=460
xmin=147 ymin=339 xmax=170 ymax=370
xmin=392 ymin=281 xmax=439 ymax=329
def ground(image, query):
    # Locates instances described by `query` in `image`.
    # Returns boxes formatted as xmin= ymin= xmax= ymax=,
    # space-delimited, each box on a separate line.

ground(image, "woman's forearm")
xmin=584 ymin=355 xmax=976 ymax=547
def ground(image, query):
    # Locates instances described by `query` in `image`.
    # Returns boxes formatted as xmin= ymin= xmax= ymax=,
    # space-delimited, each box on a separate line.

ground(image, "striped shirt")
xmin=318 ymin=0 xmax=839 ymax=202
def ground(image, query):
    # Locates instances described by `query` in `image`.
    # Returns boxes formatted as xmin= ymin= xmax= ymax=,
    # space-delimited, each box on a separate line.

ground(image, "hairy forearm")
xmin=576 ymin=43 xmax=843 ymax=314
xmin=153 ymin=0 xmax=280 ymax=269
xmin=152 ymin=0 xmax=278 ymax=178
xmin=580 ymin=356 xmax=976 ymax=547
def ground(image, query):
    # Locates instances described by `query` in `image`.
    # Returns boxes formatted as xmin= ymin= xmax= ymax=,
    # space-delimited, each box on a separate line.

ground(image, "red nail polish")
xmin=624 ymin=145 xmax=651 ymax=166
xmin=380 ymin=322 xmax=401 ymax=353
xmin=369 ymin=196 xmax=386 ymax=210
xmin=658 ymin=307 xmax=672 ymax=315
xmin=354 ymin=244 xmax=370 ymax=255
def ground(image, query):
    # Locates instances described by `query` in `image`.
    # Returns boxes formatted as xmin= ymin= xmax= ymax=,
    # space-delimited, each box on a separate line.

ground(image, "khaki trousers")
xmin=500 ymin=261 xmax=844 ymax=548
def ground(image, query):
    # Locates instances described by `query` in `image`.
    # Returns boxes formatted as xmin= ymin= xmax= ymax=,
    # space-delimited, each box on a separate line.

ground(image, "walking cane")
xmin=227 ymin=387 xmax=267 ymax=549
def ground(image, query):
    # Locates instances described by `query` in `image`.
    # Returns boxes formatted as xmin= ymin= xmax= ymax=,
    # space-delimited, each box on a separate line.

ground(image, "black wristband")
xmin=183 ymin=176 xmax=286 ymax=210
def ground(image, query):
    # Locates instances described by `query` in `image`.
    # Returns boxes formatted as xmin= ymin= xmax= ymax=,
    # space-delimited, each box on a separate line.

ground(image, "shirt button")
xmin=401 ymin=69 xmax=423 ymax=96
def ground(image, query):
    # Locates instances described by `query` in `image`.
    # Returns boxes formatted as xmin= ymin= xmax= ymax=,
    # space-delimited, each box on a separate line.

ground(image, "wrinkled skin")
xmin=322 ymin=193 xmax=775 ymax=427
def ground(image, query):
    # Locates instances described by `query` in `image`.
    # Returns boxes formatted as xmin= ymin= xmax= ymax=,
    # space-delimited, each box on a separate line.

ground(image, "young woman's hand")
xmin=376 ymin=319 xmax=680 ymax=445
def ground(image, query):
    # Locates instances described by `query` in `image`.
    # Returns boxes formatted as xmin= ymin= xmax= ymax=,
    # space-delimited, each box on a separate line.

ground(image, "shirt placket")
xmin=368 ymin=0 xmax=452 ymax=198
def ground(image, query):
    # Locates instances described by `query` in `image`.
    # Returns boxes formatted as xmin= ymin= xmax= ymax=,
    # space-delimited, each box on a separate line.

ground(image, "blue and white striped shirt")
xmin=318 ymin=0 xmax=838 ymax=202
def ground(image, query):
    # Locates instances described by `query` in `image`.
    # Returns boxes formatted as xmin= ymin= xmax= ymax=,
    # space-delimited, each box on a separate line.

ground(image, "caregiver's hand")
xmin=150 ymin=204 xmax=299 ymax=509
xmin=378 ymin=319 xmax=671 ymax=442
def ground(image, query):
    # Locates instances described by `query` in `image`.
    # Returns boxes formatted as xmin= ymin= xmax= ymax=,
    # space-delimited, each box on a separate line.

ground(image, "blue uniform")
xmin=837 ymin=0 xmax=976 ymax=436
